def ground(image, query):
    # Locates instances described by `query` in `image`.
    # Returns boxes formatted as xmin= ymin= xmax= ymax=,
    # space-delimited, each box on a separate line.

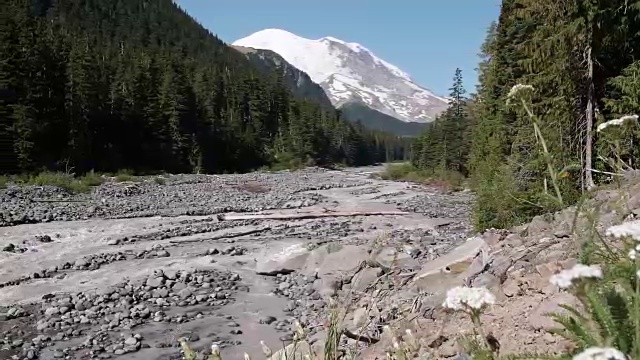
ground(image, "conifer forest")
xmin=412 ymin=0 xmax=640 ymax=230
xmin=0 ymin=0 xmax=408 ymax=176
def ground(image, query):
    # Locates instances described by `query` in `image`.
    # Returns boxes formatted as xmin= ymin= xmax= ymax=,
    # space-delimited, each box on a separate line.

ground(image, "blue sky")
xmin=175 ymin=0 xmax=501 ymax=96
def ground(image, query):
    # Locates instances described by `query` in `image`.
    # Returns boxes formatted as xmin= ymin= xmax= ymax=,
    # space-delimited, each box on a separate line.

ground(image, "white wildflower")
xmin=573 ymin=264 xmax=603 ymax=278
xmin=442 ymin=286 xmax=496 ymax=311
xmin=549 ymin=264 xmax=603 ymax=289
xmin=596 ymin=114 xmax=638 ymax=132
xmin=572 ymin=346 xmax=626 ymax=360
xmin=260 ymin=341 xmax=272 ymax=358
xmin=210 ymin=344 xmax=221 ymax=360
xmin=392 ymin=338 xmax=401 ymax=350
xmin=605 ymin=220 xmax=640 ymax=241
xmin=637 ymin=270 xmax=640 ymax=280
xmin=507 ymin=84 xmax=534 ymax=100
xmin=629 ymin=249 xmax=636 ymax=260
xmin=549 ymin=271 xmax=574 ymax=289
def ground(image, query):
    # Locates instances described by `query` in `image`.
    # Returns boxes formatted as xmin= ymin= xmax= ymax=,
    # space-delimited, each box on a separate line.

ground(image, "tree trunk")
xmin=585 ymin=45 xmax=596 ymax=190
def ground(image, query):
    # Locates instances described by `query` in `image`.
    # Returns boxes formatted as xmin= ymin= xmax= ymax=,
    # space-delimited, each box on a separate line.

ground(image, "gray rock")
xmin=45 ymin=307 xmax=60 ymax=318
xmin=177 ymin=288 xmax=192 ymax=299
xmin=172 ymin=282 xmax=187 ymax=291
xmin=259 ymin=316 xmax=277 ymax=325
xmin=74 ymin=259 xmax=88 ymax=268
xmin=146 ymin=277 xmax=164 ymax=288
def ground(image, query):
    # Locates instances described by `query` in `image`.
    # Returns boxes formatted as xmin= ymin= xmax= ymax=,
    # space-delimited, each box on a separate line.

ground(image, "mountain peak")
xmin=233 ymin=29 xmax=448 ymax=123
xmin=245 ymin=28 xmax=303 ymax=41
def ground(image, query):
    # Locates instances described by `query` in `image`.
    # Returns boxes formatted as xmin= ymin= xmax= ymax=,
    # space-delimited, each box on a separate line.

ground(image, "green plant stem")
xmin=635 ymin=260 xmax=640 ymax=359
xmin=520 ymin=99 xmax=564 ymax=206
xmin=469 ymin=309 xmax=492 ymax=355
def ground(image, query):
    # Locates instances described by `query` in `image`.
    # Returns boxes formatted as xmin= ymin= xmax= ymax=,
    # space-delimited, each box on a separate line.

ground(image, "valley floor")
xmin=0 ymin=166 xmax=473 ymax=360
xmin=5 ymin=166 xmax=638 ymax=359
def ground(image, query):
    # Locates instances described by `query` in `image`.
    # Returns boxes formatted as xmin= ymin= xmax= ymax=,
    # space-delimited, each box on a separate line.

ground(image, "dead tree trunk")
xmin=585 ymin=46 xmax=596 ymax=190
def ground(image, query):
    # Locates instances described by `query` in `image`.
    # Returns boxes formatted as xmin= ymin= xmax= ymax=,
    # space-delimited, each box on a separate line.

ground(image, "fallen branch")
xmin=169 ymin=227 xmax=271 ymax=244
xmin=342 ymin=329 xmax=380 ymax=344
xmin=31 ymin=199 xmax=89 ymax=203
xmin=217 ymin=210 xmax=410 ymax=222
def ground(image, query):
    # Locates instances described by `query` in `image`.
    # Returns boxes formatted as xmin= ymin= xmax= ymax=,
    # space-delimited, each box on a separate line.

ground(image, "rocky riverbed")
xmin=0 ymin=166 xmax=475 ymax=360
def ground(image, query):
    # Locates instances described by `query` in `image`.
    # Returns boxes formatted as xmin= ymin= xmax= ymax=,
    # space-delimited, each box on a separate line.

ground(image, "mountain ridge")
xmin=231 ymin=45 xmax=333 ymax=108
xmin=232 ymin=28 xmax=449 ymax=123
xmin=232 ymin=44 xmax=429 ymax=135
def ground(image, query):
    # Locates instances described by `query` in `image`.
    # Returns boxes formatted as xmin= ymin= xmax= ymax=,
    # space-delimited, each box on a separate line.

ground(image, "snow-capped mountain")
xmin=233 ymin=29 xmax=448 ymax=123
xmin=232 ymin=45 xmax=333 ymax=108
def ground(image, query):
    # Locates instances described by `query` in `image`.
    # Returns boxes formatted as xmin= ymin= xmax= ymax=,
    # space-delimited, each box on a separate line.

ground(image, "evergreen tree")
xmin=411 ymin=68 xmax=471 ymax=175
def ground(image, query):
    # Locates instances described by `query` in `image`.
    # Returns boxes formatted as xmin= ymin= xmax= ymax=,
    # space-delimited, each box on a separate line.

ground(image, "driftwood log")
xmin=169 ymin=227 xmax=271 ymax=244
xmin=217 ymin=210 xmax=410 ymax=222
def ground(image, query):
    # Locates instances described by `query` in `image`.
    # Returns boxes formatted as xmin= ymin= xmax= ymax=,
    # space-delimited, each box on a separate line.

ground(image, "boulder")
xmin=413 ymin=237 xmax=489 ymax=292
xmin=256 ymin=242 xmax=311 ymax=275
xmin=302 ymin=244 xmax=370 ymax=278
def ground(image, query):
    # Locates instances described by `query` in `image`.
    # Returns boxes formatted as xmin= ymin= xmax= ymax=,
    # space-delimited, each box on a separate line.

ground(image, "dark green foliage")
xmin=467 ymin=0 xmax=640 ymax=230
xmin=0 ymin=0 xmax=406 ymax=175
xmin=339 ymin=102 xmax=430 ymax=136
xmin=411 ymin=68 xmax=472 ymax=178
xmin=549 ymin=275 xmax=638 ymax=357
xmin=601 ymin=61 xmax=640 ymax=171
xmin=408 ymin=0 xmax=640 ymax=231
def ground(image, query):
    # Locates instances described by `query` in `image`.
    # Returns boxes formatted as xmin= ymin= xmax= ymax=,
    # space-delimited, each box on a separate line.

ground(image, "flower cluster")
xmin=596 ymin=114 xmax=638 ymax=133
xmin=507 ymin=84 xmax=534 ymax=100
xmin=627 ymin=242 xmax=640 ymax=260
xmin=572 ymin=346 xmax=626 ymax=360
xmin=549 ymin=264 xmax=603 ymax=289
xmin=442 ymin=286 xmax=496 ymax=311
xmin=606 ymin=220 xmax=640 ymax=242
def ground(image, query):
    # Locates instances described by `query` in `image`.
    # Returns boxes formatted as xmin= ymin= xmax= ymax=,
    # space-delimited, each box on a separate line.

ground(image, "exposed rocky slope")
xmin=357 ymin=173 xmax=640 ymax=359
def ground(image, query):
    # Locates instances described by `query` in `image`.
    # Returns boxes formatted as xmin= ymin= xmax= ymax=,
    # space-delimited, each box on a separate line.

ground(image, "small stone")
xmin=11 ymin=339 xmax=23 ymax=347
xmin=153 ymin=288 xmax=169 ymax=298
xmin=37 ymin=235 xmax=53 ymax=243
xmin=45 ymin=307 xmax=60 ymax=318
xmin=172 ymin=282 xmax=187 ymax=291
xmin=124 ymin=337 xmax=138 ymax=346
xmin=74 ymin=258 xmax=89 ymax=268
xmin=75 ymin=301 xmax=87 ymax=311
xmin=259 ymin=316 xmax=277 ymax=325
xmin=156 ymin=250 xmax=170 ymax=258
xmin=146 ymin=277 xmax=164 ymax=288
xmin=278 ymin=282 xmax=291 ymax=291
xmin=230 ymin=329 xmax=243 ymax=335
xmin=177 ymin=288 xmax=192 ymax=299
